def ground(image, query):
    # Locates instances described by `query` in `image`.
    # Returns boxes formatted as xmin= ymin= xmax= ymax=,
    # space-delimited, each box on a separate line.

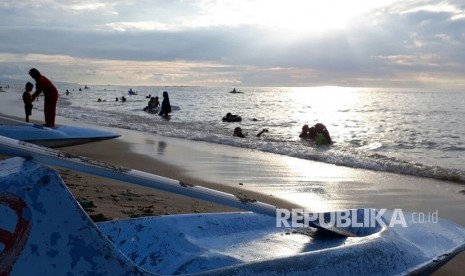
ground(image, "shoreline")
xmin=0 ymin=112 xmax=297 ymax=220
xmin=57 ymin=137 xmax=299 ymax=221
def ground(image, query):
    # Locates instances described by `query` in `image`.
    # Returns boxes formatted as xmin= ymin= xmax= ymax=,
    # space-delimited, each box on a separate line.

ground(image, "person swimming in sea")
xmin=233 ymin=127 xmax=268 ymax=138
xmin=144 ymin=96 xmax=160 ymax=112
xmin=299 ymin=123 xmax=332 ymax=145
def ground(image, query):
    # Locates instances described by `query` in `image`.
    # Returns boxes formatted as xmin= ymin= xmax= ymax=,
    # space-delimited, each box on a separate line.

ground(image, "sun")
xmin=255 ymin=1 xmax=353 ymax=32
xmin=196 ymin=0 xmax=396 ymax=33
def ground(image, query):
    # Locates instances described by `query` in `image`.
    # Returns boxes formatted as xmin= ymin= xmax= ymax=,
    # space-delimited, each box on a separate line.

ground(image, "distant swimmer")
xmin=222 ymin=112 xmax=242 ymax=122
xmin=299 ymin=123 xmax=332 ymax=145
xmin=233 ymin=127 xmax=268 ymax=138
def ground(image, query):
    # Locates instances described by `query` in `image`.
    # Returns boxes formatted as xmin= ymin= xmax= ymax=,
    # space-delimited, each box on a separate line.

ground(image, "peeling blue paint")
xmin=68 ymin=234 xmax=100 ymax=269
xmin=39 ymin=175 xmax=51 ymax=186
xmin=50 ymin=232 xmax=61 ymax=246
xmin=46 ymin=249 xmax=59 ymax=258
xmin=29 ymin=244 xmax=39 ymax=256
xmin=1 ymin=157 xmax=465 ymax=275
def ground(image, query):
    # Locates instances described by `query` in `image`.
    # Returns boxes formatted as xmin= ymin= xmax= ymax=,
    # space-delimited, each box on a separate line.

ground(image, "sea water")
xmin=51 ymin=85 xmax=465 ymax=183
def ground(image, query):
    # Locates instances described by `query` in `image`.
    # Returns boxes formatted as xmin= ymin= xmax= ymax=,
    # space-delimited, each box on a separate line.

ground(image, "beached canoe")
xmin=0 ymin=116 xmax=120 ymax=148
xmin=1 ymin=141 xmax=465 ymax=275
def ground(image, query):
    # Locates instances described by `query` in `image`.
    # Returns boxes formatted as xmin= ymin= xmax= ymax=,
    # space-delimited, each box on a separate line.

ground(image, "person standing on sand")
xmin=158 ymin=91 xmax=172 ymax=117
xmin=22 ymin=82 xmax=34 ymax=122
xmin=29 ymin=68 xmax=59 ymax=127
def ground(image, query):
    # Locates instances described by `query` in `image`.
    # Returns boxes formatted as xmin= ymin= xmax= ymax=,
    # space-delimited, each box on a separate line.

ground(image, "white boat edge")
xmin=1 ymin=155 xmax=465 ymax=274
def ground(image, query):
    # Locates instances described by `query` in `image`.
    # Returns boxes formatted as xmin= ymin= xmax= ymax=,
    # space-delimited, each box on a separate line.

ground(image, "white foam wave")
xmin=55 ymin=85 xmax=465 ymax=184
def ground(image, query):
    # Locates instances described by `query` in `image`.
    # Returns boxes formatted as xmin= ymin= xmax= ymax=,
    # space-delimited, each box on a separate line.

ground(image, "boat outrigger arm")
xmin=0 ymin=135 xmax=354 ymax=237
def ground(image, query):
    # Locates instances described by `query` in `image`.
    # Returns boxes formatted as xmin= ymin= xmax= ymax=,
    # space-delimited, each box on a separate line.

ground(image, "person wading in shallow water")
xmin=29 ymin=68 xmax=59 ymax=127
xmin=299 ymin=123 xmax=332 ymax=145
xmin=158 ymin=91 xmax=172 ymax=117
xmin=233 ymin=127 xmax=268 ymax=138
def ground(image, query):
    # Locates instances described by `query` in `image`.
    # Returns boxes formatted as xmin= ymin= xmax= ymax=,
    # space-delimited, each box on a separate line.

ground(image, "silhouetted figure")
xmin=233 ymin=127 xmax=268 ymax=138
xmin=29 ymin=68 xmax=59 ymax=127
xmin=222 ymin=112 xmax=242 ymax=122
xmin=22 ymin=82 xmax=34 ymax=122
xmin=158 ymin=91 xmax=171 ymax=116
xmin=300 ymin=123 xmax=332 ymax=145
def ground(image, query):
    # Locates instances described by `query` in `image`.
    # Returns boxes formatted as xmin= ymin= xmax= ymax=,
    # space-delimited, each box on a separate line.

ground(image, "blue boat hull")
xmin=1 ymin=158 xmax=465 ymax=275
xmin=0 ymin=124 xmax=120 ymax=148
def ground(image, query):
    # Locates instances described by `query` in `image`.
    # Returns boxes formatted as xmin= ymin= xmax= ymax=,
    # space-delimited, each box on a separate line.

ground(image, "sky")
xmin=0 ymin=0 xmax=465 ymax=89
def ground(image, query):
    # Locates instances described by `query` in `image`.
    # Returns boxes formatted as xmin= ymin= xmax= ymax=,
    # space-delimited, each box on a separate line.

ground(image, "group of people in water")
xmin=143 ymin=91 xmax=171 ymax=116
xmin=231 ymin=123 xmax=331 ymax=145
xmin=21 ymin=68 xmax=174 ymax=127
xmin=95 ymin=90 xmax=171 ymax=117
xmin=21 ymin=72 xmax=331 ymax=145
xmin=226 ymin=112 xmax=332 ymax=145
xmin=299 ymin=123 xmax=332 ymax=145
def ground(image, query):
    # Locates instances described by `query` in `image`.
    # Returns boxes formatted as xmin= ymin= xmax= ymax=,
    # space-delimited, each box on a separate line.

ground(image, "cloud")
xmin=0 ymin=0 xmax=465 ymax=88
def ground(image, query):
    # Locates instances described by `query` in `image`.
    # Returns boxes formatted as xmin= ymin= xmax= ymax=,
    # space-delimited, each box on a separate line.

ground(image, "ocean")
xmin=50 ymin=85 xmax=465 ymax=184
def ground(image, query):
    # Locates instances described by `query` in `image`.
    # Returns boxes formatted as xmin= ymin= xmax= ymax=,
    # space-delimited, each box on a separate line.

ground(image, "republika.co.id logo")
xmin=276 ymin=208 xmax=439 ymax=228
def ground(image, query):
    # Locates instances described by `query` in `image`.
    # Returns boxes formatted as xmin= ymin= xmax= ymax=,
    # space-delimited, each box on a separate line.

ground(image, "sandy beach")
xmin=56 ymin=137 xmax=298 ymax=221
xmin=1 ymin=107 xmax=464 ymax=274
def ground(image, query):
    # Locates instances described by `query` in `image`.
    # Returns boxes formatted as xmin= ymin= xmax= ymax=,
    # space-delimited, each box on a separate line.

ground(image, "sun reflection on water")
xmin=276 ymin=152 xmax=359 ymax=211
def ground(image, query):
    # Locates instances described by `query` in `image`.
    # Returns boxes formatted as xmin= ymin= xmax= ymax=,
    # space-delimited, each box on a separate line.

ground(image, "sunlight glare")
xmin=290 ymin=86 xmax=361 ymax=132
xmin=195 ymin=0 xmax=398 ymax=33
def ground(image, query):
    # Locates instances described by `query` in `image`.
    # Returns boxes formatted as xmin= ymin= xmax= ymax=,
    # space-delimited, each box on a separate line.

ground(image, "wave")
xmin=56 ymin=95 xmax=465 ymax=185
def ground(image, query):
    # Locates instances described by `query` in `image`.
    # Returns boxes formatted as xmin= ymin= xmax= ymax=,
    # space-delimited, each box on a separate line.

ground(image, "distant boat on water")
xmin=229 ymin=88 xmax=243 ymax=94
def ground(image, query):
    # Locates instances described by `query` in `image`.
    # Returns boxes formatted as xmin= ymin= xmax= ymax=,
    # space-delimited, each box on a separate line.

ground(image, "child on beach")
xmin=22 ymin=82 xmax=34 ymax=122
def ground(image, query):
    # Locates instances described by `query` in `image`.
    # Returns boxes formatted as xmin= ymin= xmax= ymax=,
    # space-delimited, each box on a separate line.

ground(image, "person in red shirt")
xmin=29 ymin=68 xmax=59 ymax=127
xmin=22 ymin=82 xmax=34 ymax=122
